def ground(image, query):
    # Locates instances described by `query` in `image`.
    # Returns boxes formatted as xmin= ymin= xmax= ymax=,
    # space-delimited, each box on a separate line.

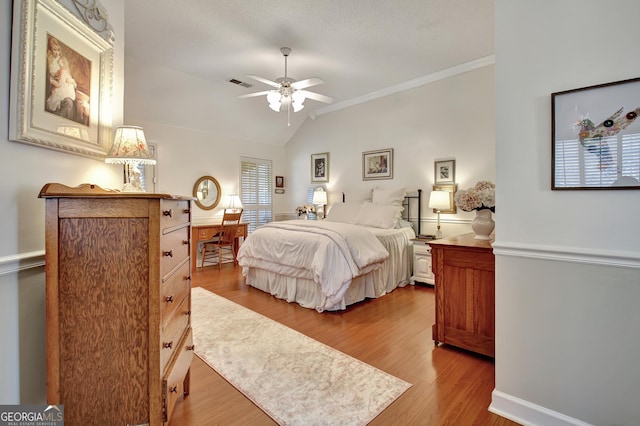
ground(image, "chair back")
xmin=218 ymin=210 xmax=242 ymax=245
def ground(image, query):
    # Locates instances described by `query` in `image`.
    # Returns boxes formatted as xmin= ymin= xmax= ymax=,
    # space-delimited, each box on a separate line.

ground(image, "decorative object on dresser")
xmin=454 ymin=180 xmax=495 ymax=240
xmin=105 ymin=126 xmax=156 ymax=192
xmin=428 ymin=189 xmax=451 ymax=239
xmin=193 ymin=175 xmax=221 ymax=210
xmin=362 ymin=148 xmax=394 ymax=180
xmin=429 ymin=233 xmax=495 ymax=357
xmin=39 ymin=183 xmax=194 ymax=425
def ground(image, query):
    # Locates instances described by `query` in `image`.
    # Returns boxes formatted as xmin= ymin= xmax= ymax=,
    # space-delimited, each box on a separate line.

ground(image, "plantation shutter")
xmin=241 ymin=157 xmax=273 ymax=234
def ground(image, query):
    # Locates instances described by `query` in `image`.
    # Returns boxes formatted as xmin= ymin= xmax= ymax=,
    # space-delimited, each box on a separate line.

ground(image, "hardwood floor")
xmin=171 ymin=265 xmax=519 ymax=426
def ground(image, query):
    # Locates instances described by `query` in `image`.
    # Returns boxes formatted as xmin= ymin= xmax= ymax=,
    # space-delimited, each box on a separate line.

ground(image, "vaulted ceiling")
xmin=124 ymin=0 xmax=494 ymax=145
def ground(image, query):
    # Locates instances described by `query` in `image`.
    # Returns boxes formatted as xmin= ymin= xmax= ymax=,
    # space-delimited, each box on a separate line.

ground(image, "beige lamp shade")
xmin=428 ymin=190 xmax=451 ymax=211
xmin=105 ymin=126 xmax=156 ymax=165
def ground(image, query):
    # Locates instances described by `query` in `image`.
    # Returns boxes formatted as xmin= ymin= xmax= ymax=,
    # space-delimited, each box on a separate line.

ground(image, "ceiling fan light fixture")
xmin=267 ymin=91 xmax=282 ymax=112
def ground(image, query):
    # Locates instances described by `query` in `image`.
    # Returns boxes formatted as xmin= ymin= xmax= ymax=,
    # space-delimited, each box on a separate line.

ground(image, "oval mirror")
xmin=193 ymin=176 xmax=221 ymax=210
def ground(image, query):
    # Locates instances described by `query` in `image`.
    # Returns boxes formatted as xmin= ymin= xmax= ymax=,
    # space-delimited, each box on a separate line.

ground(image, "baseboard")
xmin=489 ymin=390 xmax=592 ymax=426
xmin=0 ymin=251 xmax=45 ymax=277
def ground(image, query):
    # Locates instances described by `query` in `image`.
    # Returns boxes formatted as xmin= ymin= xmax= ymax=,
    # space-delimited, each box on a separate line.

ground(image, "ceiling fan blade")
xmin=291 ymin=78 xmax=324 ymax=90
xmin=246 ymin=74 xmax=280 ymax=88
xmin=300 ymin=90 xmax=334 ymax=104
xmin=238 ymin=90 xmax=273 ymax=99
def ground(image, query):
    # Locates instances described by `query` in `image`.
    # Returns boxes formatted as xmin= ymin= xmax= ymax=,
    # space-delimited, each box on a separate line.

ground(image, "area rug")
xmin=190 ymin=286 xmax=411 ymax=425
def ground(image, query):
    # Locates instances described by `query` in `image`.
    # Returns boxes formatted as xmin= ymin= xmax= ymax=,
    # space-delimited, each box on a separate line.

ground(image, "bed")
xmin=237 ymin=188 xmax=422 ymax=312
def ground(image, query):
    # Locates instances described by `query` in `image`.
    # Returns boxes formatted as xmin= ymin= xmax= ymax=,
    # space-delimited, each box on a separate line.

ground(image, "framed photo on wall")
xmin=434 ymin=160 xmax=455 ymax=184
xmin=311 ymin=152 xmax=329 ymax=183
xmin=362 ymin=148 xmax=393 ymax=180
xmin=9 ymin=0 xmax=115 ymax=159
xmin=275 ymin=175 xmax=285 ymax=194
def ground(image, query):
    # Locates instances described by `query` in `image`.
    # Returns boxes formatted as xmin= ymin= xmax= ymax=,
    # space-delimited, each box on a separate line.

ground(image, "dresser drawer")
xmin=161 ymin=260 xmax=191 ymax=329
xmin=161 ymin=226 xmax=190 ymax=279
xmin=160 ymin=296 xmax=191 ymax=374
xmin=163 ymin=327 xmax=194 ymax=424
xmin=160 ymin=199 xmax=190 ymax=230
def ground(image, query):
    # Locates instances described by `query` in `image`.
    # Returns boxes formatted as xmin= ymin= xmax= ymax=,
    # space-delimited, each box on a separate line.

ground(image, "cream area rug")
xmin=191 ymin=287 xmax=411 ymax=425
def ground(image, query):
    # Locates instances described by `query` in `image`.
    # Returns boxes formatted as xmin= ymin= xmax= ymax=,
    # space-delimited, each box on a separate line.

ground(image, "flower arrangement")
xmin=296 ymin=204 xmax=316 ymax=216
xmin=454 ymin=180 xmax=495 ymax=212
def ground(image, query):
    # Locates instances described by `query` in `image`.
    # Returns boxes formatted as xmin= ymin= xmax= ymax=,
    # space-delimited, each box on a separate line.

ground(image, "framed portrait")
xmin=9 ymin=0 xmax=114 ymax=159
xmin=552 ymin=77 xmax=640 ymax=190
xmin=311 ymin=152 xmax=329 ymax=183
xmin=362 ymin=148 xmax=393 ymax=180
xmin=434 ymin=160 xmax=455 ymax=184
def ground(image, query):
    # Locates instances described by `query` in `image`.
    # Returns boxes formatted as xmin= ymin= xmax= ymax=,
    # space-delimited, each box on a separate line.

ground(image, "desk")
xmin=191 ymin=222 xmax=248 ymax=270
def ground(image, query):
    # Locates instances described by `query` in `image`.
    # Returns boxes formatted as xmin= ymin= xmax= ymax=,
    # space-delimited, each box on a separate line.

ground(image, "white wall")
xmin=285 ymin=64 xmax=496 ymax=237
xmin=491 ymin=1 xmax=640 ymax=425
xmin=123 ymin=56 xmax=287 ymax=221
xmin=0 ymin=0 xmax=125 ymax=403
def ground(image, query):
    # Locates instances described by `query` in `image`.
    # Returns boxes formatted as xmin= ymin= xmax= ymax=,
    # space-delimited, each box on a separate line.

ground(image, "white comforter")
xmin=237 ymin=220 xmax=389 ymax=309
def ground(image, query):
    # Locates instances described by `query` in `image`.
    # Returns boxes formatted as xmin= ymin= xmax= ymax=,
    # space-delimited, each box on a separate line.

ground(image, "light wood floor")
xmin=171 ymin=264 xmax=519 ymax=426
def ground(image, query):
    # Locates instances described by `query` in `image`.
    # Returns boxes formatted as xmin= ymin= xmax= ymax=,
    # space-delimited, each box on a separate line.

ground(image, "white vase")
xmin=471 ymin=209 xmax=494 ymax=240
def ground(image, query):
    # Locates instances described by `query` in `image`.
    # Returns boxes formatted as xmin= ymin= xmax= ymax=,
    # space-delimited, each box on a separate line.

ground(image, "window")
xmin=240 ymin=157 xmax=273 ymax=233
xmin=554 ymin=133 xmax=640 ymax=187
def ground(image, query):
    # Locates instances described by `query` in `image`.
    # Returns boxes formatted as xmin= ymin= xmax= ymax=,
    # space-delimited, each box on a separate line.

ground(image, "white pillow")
xmin=372 ymin=187 xmax=406 ymax=206
xmin=355 ymin=203 xmax=403 ymax=229
xmin=325 ymin=203 xmax=362 ymax=224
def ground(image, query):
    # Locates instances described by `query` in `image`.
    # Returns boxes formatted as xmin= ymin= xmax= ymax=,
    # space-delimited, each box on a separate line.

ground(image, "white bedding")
xmin=237 ymin=220 xmax=389 ymax=310
xmin=238 ymin=220 xmax=415 ymax=311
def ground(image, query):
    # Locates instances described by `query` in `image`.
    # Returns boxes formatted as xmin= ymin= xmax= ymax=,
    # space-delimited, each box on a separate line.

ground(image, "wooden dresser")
xmin=429 ymin=233 xmax=495 ymax=357
xmin=39 ymin=183 xmax=194 ymax=425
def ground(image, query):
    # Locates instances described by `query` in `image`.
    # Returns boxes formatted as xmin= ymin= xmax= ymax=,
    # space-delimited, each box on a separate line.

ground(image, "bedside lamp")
xmin=105 ymin=126 xmax=156 ymax=192
xmin=312 ymin=188 xmax=328 ymax=219
xmin=429 ymin=190 xmax=451 ymax=239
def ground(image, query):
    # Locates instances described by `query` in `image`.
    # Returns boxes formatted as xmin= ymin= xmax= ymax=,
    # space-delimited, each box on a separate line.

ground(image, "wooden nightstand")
xmin=410 ymin=238 xmax=435 ymax=285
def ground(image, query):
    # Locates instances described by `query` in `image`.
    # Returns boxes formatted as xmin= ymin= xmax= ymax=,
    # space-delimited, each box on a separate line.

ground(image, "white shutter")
xmin=241 ymin=157 xmax=273 ymax=233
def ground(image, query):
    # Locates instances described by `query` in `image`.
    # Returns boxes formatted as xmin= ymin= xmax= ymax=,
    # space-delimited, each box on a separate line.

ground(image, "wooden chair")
xmin=200 ymin=210 xmax=243 ymax=270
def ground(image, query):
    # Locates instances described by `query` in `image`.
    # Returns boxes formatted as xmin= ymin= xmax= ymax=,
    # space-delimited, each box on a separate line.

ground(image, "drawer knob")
xmin=186 ymin=310 xmax=191 ymax=316
xmin=170 ymin=385 xmax=178 ymax=393
xmin=163 ymin=341 xmax=173 ymax=349
xmin=185 ymin=275 xmax=191 ymax=282
xmin=165 ymin=295 xmax=174 ymax=303
xmin=163 ymin=209 xmax=173 ymax=217
xmin=182 ymin=240 xmax=189 ymax=245
xmin=183 ymin=208 xmax=190 ymax=214
xmin=163 ymin=250 xmax=173 ymax=257
xmin=187 ymin=345 xmax=195 ymax=351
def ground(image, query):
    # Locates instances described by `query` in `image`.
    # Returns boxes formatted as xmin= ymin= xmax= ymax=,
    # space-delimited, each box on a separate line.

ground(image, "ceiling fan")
xmin=239 ymin=47 xmax=334 ymax=125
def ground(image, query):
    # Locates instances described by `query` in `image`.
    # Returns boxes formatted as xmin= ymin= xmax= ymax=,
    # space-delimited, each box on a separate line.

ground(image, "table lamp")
xmin=312 ymin=188 xmax=328 ymax=219
xmin=105 ymin=126 xmax=156 ymax=192
xmin=429 ymin=190 xmax=451 ymax=239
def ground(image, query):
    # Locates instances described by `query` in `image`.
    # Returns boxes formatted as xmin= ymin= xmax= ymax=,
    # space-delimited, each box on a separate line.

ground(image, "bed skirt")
xmin=242 ymin=233 xmax=413 ymax=312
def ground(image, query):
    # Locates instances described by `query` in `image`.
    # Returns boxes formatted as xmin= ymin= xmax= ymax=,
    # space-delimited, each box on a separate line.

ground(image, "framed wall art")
xmin=311 ymin=152 xmax=329 ymax=183
xmin=362 ymin=148 xmax=393 ymax=180
xmin=552 ymin=77 xmax=640 ymax=190
xmin=275 ymin=175 xmax=285 ymax=194
xmin=434 ymin=160 xmax=455 ymax=184
xmin=9 ymin=0 xmax=115 ymax=159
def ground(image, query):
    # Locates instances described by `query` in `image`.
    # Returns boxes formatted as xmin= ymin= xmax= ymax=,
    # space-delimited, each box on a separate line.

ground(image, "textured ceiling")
xmin=124 ymin=0 xmax=494 ymax=145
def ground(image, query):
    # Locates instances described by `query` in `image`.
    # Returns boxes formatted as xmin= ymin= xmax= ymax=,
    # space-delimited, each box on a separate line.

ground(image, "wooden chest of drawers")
xmin=429 ymin=233 xmax=495 ymax=357
xmin=39 ymin=183 xmax=194 ymax=425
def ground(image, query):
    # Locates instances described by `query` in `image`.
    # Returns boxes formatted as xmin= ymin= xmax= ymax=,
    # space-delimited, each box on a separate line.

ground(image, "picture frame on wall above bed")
xmin=434 ymin=160 xmax=455 ymax=184
xmin=9 ymin=0 xmax=115 ymax=160
xmin=363 ymin=148 xmax=393 ymax=180
xmin=311 ymin=152 xmax=329 ymax=183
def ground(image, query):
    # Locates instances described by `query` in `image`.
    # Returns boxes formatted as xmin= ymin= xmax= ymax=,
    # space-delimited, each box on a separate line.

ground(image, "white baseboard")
xmin=489 ymin=390 xmax=593 ymax=426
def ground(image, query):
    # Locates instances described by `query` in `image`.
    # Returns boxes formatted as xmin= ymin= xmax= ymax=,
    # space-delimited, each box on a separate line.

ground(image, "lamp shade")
xmin=224 ymin=194 xmax=243 ymax=210
xmin=428 ymin=190 xmax=451 ymax=211
xmin=312 ymin=188 xmax=327 ymax=205
xmin=105 ymin=126 xmax=156 ymax=165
